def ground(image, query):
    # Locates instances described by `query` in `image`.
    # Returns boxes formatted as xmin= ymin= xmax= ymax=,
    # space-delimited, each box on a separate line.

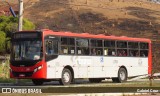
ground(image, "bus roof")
xmin=18 ymin=29 xmax=152 ymax=43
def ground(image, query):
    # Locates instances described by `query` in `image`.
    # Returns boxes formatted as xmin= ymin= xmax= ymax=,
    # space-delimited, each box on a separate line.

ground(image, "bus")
xmin=10 ymin=29 xmax=152 ymax=85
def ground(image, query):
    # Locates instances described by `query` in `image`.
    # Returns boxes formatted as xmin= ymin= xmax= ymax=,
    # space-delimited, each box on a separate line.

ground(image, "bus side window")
xmin=61 ymin=46 xmax=68 ymax=54
xmin=45 ymin=40 xmax=58 ymax=55
xmin=117 ymin=41 xmax=127 ymax=48
xmin=104 ymin=48 xmax=108 ymax=56
xmin=61 ymin=37 xmax=75 ymax=55
xmin=96 ymin=48 xmax=103 ymax=55
xmin=140 ymin=43 xmax=149 ymax=57
xmin=140 ymin=43 xmax=148 ymax=49
xmin=76 ymin=38 xmax=89 ymax=55
xmin=117 ymin=49 xmax=127 ymax=56
xmin=91 ymin=39 xmax=103 ymax=56
xmin=107 ymin=49 xmax=116 ymax=56
xmin=140 ymin=50 xmax=148 ymax=57
xmin=44 ymin=36 xmax=59 ymax=61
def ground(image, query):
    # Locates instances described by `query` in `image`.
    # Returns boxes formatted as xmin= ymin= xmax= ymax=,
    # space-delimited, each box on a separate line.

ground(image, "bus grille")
xmin=12 ymin=71 xmax=33 ymax=77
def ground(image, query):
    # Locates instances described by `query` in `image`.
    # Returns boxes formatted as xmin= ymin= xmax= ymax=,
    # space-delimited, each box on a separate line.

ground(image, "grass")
xmin=0 ymin=59 xmax=11 ymax=83
xmin=0 ymin=59 xmax=31 ymax=84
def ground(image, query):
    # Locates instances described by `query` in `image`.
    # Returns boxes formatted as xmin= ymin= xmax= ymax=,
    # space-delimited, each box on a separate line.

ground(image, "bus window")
xmin=140 ymin=50 xmax=148 ymax=57
xmin=117 ymin=41 xmax=127 ymax=48
xmin=91 ymin=39 xmax=103 ymax=47
xmin=128 ymin=42 xmax=138 ymax=49
xmin=140 ymin=43 xmax=149 ymax=57
xmin=61 ymin=38 xmax=68 ymax=45
xmin=104 ymin=40 xmax=115 ymax=48
xmin=91 ymin=48 xmax=103 ymax=55
xmin=61 ymin=37 xmax=75 ymax=55
xmin=140 ymin=43 xmax=148 ymax=49
xmin=77 ymin=47 xmax=89 ymax=55
xmin=129 ymin=50 xmax=139 ymax=57
xmin=96 ymin=48 xmax=103 ymax=55
xmin=76 ymin=38 xmax=89 ymax=55
xmin=97 ymin=40 xmax=103 ymax=47
xmin=69 ymin=47 xmax=75 ymax=54
xmin=61 ymin=46 xmax=68 ymax=54
xmin=107 ymin=49 xmax=116 ymax=56
xmin=90 ymin=39 xmax=103 ymax=56
xmin=76 ymin=38 xmax=88 ymax=47
xmin=104 ymin=40 xmax=116 ymax=56
xmin=45 ymin=40 xmax=58 ymax=55
xmin=91 ymin=39 xmax=96 ymax=47
xmin=117 ymin=49 xmax=127 ymax=56
xmin=91 ymin=48 xmax=96 ymax=55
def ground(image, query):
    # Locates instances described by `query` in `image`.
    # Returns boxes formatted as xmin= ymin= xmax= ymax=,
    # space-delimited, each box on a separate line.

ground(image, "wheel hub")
xmin=63 ymin=72 xmax=70 ymax=83
xmin=120 ymin=71 xmax=125 ymax=80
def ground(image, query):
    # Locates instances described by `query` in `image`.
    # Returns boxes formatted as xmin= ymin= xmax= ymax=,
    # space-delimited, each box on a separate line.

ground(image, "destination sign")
xmin=13 ymin=32 xmax=41 ymax=39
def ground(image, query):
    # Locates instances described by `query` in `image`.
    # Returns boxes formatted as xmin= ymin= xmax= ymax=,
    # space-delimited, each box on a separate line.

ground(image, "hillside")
xmin=24 ymin=0 xmax=160 ymax=72
xmin=1 ymin=0 xmax=160 ymax=72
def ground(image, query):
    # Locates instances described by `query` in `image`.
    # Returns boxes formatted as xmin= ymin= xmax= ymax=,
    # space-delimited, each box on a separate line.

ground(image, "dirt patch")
xmin=126 ymin=7 xmax=158 ymax=20
xmin=79 ymin=12 xmax=106 ymax=23
xmin=117 ymin=19 xmax=154 ymax=31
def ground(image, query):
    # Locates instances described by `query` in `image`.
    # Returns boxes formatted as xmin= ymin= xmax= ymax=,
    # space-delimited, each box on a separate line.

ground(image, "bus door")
xmin=45 ymin=36 xmax=59 ymax=78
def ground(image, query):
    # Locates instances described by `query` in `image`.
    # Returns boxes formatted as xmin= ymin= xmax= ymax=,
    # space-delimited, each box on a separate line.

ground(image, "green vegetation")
xmin=0 ymin=16 xmax=35 ymax=53
xmin=0 ymin=16 xmax=35 ymax=82
xmin=0 ymin=58 xmax=31 ymax=83
xmin=0 ymin=58 xmax=15 ymax=83
xmin=0 ymin=31 xmax=6 ymax=53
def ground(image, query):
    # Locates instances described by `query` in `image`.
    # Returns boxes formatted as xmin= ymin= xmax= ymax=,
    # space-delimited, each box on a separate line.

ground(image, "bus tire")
xmin=59 ymin=68 xmax=72 ymax=85
xmin=117 ymin=68 xmax=127 ymax=83
xmin=32 ymin=79 xmax=43 ymax=85
xmin=89 ymin=78 xmax=102 ymax=83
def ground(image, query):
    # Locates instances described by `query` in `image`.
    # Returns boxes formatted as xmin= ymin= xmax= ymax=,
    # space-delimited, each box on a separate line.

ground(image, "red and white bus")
xmin=10 ymin=29 xmax=152 ymax=85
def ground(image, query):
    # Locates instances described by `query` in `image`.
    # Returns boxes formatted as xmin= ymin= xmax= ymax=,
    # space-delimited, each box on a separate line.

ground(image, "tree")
xmin=0 ymin=16 xmax=35 ymax=53
xmin=0 ymin=31 xmax=6 ymax=53
xmin=0 ymin=16 xmax=35 ymax=37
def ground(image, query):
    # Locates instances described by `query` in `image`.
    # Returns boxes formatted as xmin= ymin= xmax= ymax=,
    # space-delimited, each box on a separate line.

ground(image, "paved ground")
xmin=0 ymin=78 xmax=159 ymax=86
xmin=0 ymin=79 xmax=160 ymax=95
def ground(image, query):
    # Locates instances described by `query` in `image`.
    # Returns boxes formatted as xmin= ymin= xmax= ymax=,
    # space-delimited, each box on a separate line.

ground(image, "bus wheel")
xmin=117 ymin=68 xmax=127 ymax=83
xmin=32 ymin=79 xmax=43 ymax=85
xmin=59 ymin=68 xmax=72 ymax=85
xmin=89 ymin=78 xmax=102 ymax=83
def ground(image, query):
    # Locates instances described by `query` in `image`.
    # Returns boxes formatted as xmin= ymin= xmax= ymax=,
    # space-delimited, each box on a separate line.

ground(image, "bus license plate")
xmin=19 ymin=74 xmax=25 ymax=77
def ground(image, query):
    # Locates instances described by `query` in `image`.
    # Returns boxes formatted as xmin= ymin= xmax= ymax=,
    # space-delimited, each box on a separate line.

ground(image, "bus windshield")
xmin=12 ymin=40 xmax=42 ymax=61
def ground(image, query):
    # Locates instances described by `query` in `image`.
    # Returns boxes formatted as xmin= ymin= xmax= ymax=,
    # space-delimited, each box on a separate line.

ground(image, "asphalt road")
xmin=0 ymin=79 xmax=159 ymax=87
xmin=0 ymin=79 xmax=160 ymax=95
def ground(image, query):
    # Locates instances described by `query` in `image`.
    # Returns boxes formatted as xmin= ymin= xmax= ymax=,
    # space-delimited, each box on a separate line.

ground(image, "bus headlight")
xmin=34 ymin=65 xmax=43 ymax=73
xmin=37 ymin=66 xmax=42 ymax=70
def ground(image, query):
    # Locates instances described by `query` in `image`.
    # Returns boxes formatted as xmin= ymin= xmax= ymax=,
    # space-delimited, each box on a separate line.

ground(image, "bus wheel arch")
xmin=112 ymin=66 xmax=128 ymax=83
xmin=59 ymin=66 xmax=74 ymax=85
